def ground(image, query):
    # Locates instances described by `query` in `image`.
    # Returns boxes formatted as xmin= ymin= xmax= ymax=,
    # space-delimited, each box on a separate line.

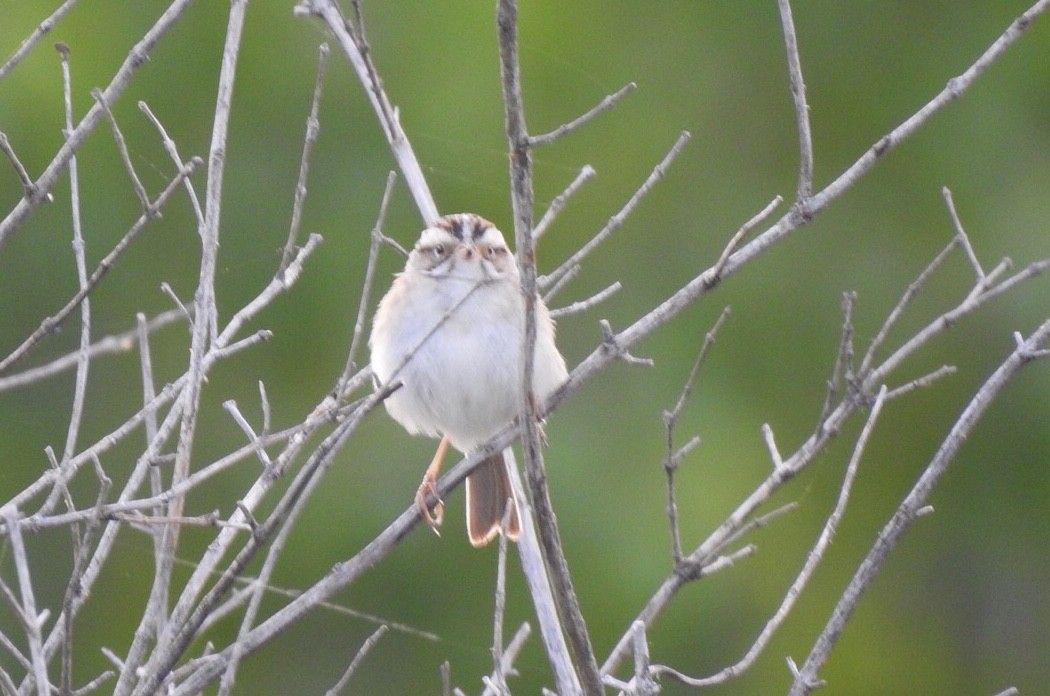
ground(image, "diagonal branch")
xmin=788 ymin=321 xmax=1050 ymax=695
xmin=0 ymin=0 xmax=201 ymax=251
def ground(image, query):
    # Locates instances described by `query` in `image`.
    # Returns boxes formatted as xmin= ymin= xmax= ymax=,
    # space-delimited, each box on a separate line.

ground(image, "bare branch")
xmin=0 ymin=0 xmax=200 ymax=250
xmin=497 ymin=0 xmax=601 ymax=691
xmin=0 ymin=309 xmax=186 ymax=392
xmin=548 ymin=281 xmax=621 ymax=319
xmin=504 ymin=451 xmax=582 ymax=696
xmin=789 ymin=321 xmax=1050 ymax=694
xmin=0 ymin=132 xmax=36 ymax=197
xmin=296 ymin=0 xmax=439 ymax=224
xmin=761 ymin=423 xmax=785 ymax=472
xmin=92 ymin=88 xmax=150 ymax=210
xmin=280 ymin=42 xmax=329 ymax=273
xmin=541 ymin=131 xmax=691 ymax=294
xmin=776 ymin=0 xmax=814 ymax=199
xmin=533 ymin=165 xmax=596 ymax=241
xmin=324 ymin=625 xmax=388 ymax=696
xmin=2 ymin=508 xmax=50 ymax=696
xmin=884 ymin=364 xmax=957 ymax=400
xmin=660 ymin=387 xmax=887 ymax=687
xmin=0 ymin=156 xmax=202 ymax=375
xmin=1 ymin=0 xmax=80 ymax=80
xmin=528 ymin=82 xmax=636 ymax=146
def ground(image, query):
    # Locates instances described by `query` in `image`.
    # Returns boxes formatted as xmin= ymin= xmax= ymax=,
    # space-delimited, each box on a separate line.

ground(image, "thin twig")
xmin=343 ymin=171 xmax=397 ymax=385
xmin=884 ymin=364 xmax=957 ymax=400
xmin=297 ymin=0 xmax=439 ymax=224
xmin=528 ymin=82 xmax=636 ymax=146
xmin=657 ymin=387 xmax=887 ymax=687
xmin=0 ymin=132 xmax=35 ymax=197
xmin=707 ymin=195 xmax=783 ymax=287
xmin=857 ymin=235 xmax=958 ymax=377
xmin=57 ymin=39 xmax=94 ymax=518
xmin=222 ymin=401 xmax=273 ymax=468
xmin=0 ymin=0 xmax=201 ymax=250
xmin=280 ymin=42 xmax=329 ymax=273
xmin=139 ymin=101 xmax=205 ymax=226
xmin=776 ymin=0 xmax=814 ymax=199
xmin=92 ymin=88 xmax=150 ymax=210
xmin=541 ymin=131 xmax=691 ymax=294
xmin=533 ymin=165 xmax=596 ymax=241
xmin=941 ymin=187 xmax=985 ymax=281
xmin=548 ymin=281 xmax=621 ymax=319
xmin=0 ymin=157 xmax=202 ymax=375
xmin=324 ymin=625 xmax=388 ymax=696
xmin=663 ymin=307 xmax=731 ymax=563
xmin=490 ymin=509 xmax=512 ymax=694
xmin=0 ymin=309 xmax=186 ymax=392
xmin=0 ymin=0 xmax=81 ymax=80
xmin=818 ymin=291 xmax=856 ymax=430
xmin=481 ymin=623 xmax=531 ymax=696
xmin=788 ymin=322 xmax=1050 ymax=695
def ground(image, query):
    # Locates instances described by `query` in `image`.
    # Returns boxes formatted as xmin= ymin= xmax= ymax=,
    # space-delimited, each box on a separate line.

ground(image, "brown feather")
xmin=465 ymin=451 xmax=520 ymax=547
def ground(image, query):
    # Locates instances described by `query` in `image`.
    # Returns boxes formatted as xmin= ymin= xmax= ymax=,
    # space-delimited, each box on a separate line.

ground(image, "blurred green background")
xmin=2 ymin=1 xmax=1049 ymax=694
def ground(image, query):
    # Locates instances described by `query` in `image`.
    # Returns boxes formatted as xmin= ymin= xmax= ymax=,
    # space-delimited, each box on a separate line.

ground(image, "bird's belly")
xmin=384 ymin=316 xmax=524 ymax=449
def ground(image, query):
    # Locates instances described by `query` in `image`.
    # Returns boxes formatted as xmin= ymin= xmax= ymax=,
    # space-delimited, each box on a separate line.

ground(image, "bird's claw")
xmin=415 ymin=474 xmax=444 ymax=534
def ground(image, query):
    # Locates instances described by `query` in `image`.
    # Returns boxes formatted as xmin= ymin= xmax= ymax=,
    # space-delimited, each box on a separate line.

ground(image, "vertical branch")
xmin=2 ymin=508 xmax=50 ymax=696
xmin=57 ymin=42 xmax=92 ymax=696
xmin=496 ymin=1 xmax=602 ymax=693
xmin=342 ymin=170 xmax=398 ymax=386
xmin=505 ymin=452 xmax=582 ymax=694
xmin=280 ymin=42 xmax=329 ymax=273
xmin=776 ymin=0 xmax=814 ymax=200
xmin=117 ymin=4 xmax=250 ymax=694
xmin=56 ymin=42 xmax=93 ymax=476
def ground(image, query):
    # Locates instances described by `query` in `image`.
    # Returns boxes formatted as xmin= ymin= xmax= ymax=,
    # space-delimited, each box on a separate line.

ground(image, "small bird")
xmin=369 ymin=213 xmax=568 ymax=546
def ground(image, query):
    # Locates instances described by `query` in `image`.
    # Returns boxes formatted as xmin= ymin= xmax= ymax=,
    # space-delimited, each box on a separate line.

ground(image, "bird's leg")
xmin=416 ymin=435 xmax=449 ymax=532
